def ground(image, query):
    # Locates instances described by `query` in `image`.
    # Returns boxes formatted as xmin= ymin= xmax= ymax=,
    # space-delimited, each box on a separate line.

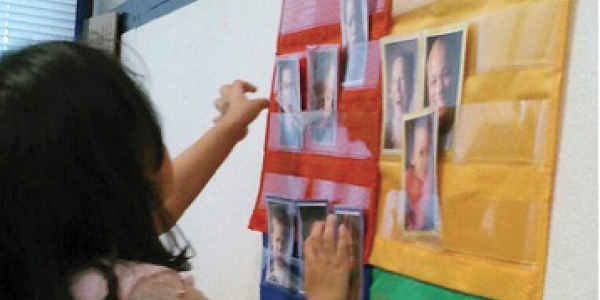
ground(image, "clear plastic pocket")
xmin=259 ymin=173 xmax=310 ymax=208
xmin=475 ymin=0 xmax=560 ymax=73
xmin=442 ymin=198 xmax=539 ymax=264
xmin=280 ymin=0 xmax=386 ymax=36
xmin=453 ymin=100 xmax=549 ymax=164
xmin=311 ymin=179 xmax=372 ymax=209
xmin=268 ymin=111 xmax=378 ymax=159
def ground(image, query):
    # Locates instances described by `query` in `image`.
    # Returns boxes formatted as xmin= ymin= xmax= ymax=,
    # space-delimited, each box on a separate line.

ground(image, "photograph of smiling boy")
xmin=382 ymin=38 xmax=418 ymax=152
xmin=424 ymin=30 xmax=465 ymax=150
xmin=403 ymin=112 xmax=438 ymax=232
xmin=266 ymin=200 xmax=295 ymax=288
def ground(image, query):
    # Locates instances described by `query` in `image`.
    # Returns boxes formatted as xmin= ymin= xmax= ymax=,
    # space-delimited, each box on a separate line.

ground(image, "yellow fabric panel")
xmin=370 ymin=238 xmax=540 ymax=299
xmin=462 ymin=71 xmax=559 ymax=104
xmin=442 ymin=194 xmax=539 ymax=263
xmin=375 ymin=161 xmax=403 ymax=242
xmin=438 ymin=164 xmax=552 ymax=205
xmin=371 ymin=0 xmax=573 ymax=298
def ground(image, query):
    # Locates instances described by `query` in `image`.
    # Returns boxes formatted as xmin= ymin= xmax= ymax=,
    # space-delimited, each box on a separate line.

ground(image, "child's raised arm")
xmin=158 ymin=80 xmax=269 ymax=229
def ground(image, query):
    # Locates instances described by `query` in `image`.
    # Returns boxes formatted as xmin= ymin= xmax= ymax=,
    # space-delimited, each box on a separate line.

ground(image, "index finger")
xmin=230 ymin=80 xmax=257 ymax=95
xmin=322 ymin=214 xmax=337 ymax=255
xmin=219 ymin=80 xmax=257 ymax=97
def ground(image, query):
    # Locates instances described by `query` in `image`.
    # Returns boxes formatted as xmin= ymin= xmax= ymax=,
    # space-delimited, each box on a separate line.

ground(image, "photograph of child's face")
xmin=412 ymin=124 xmax=430 ymax=178
xmin=277 ymin=58 xmax=301 ymax=113
xmin=267 ymin=200 xmax=294 ymax=288
xmin=276 ymin=58 xmax=304 ymax=149
xmin=424 ymin=30 xmax=465 ymax=150
xmin=306 ymin=47 xmax=338 ymax=146
xmin=382 ymin=38 xmax=418 ymax=152
xmin=403 ymin=112 xmax=438 ymax=232
xmin=342 ymin=0 xmax=368 ymax=46
xmin=335 ymin=211 xmax=363 ymax=300
xmin=309 ymin=48 xmax=338 ymax=112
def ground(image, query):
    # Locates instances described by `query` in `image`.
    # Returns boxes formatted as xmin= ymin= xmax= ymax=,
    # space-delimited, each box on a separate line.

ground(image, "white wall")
xmin=543 ymin=0 xmax=598 ymax=299
xmin=113 ymin=0 xmax=597 ymax=299
xmin=119 ymin=1 xmax=281 ymax=299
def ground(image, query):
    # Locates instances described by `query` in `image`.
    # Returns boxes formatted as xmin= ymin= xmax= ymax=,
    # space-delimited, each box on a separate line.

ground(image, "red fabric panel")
xmin=249 ymin=0 xmax=392 ymax=261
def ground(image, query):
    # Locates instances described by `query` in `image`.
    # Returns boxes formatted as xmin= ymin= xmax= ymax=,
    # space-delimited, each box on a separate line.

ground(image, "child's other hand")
xmin=304 ymin=214 xmax=352 ymax=300
xmin=213 ymin=80 xmax=270 ymax=140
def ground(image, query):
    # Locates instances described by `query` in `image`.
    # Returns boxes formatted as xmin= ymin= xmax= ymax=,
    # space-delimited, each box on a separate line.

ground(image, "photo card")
xmin=307 ymin=45 xmax=339 ymax=112
xmin=276 ymin=56 xmax=302 ymax=113
xmin=266 ymin=196 xmax=297 ymax=289
xmin=381 ymin=35 xmax=421 ymax=155
xmin=341 ymin=0 xmax=369 ymax=47
xmin=334 ymin=207 xmax=364 ymax=300
xmin=341 ymin=0 xmax=369 ymax=86
xmin=423 ymin=25 xmax=467 ymax=150
xmin=296 ymin=200 xmax=329 ymax=293
xmin=297 ymin=200 xmax=330 ymax=244
xmin=402 ymin=108 xmax=441 ymax=237
xmin=306 ymin=45 xmax=339 ymax=146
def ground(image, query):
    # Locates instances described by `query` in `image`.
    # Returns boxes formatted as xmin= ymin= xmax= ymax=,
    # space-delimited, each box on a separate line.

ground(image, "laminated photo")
xmin=341 ymin=0 xmax=369 ymax=47
xmin=297 ymin=200 xmax=330 ymax=243
xmin=381 ymin=35 xmax=420 ymax=154
xmin=266 ymin=196 xmax=298 ymax=289
xmin=402 ymin=108 xmax=440 ymax=236
xmin=334 ymin=208 xmax=364 ymax=300
xmin=307 ymin=45 xmax=339 ymax=112
xmin=275 ymin=56 xmax=305 ymax=149
xmin=307 ymin=46 xmax=339 ymax=146
xmin=341 ymin=0 xmax=369 ymax=85
xmin=296 ymin=200 xmax=329 ymax=292
xmin=423 ymin=25 xmax=467 ymax=150
xmin=276 ymin=56 xmax=302 ymax=113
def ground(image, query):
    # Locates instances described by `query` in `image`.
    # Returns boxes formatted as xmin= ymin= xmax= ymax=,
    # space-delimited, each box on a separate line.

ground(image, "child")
xmin=405 ymin=118 xmax=433 ymax=231
xmin=0 ymin=42 xmax=351 ymax=300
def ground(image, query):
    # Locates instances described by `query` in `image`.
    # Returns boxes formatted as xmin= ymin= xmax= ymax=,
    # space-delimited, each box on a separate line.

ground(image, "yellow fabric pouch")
xmin=370 ymin=0 xmax=573 ymax=299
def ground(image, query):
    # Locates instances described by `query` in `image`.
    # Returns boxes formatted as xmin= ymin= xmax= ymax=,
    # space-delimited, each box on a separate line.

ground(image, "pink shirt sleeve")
xmin=70 ymin=262 xmax=209 ymax=300
xmin=127 ymin=269 xmax=209 ymax=300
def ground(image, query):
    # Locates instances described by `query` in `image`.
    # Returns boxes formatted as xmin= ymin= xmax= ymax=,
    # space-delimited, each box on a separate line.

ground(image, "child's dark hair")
xmin=0 ymin=42 xmax=190 ymax=299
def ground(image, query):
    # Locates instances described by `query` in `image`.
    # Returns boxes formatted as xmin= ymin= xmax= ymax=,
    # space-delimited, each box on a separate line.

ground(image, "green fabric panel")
xmin=369 ymin=268 xmax=487 ymax=300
